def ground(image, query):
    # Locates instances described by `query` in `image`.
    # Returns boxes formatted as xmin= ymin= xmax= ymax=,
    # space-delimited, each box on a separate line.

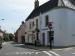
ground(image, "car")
xmin=0 ymin=43 xmax=2 ymax=49
xmin=0 ymin=37 xmax=2 ymax=49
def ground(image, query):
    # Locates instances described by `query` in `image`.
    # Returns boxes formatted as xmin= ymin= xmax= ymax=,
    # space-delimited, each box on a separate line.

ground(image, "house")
xmin=15 ymin=21 xmax=26 ymax=44
xmin=25 ymin=15 xmax=39 ymax=45
xmin=15 ymin=0 xmax=75 ymax=47
xmin=0 ymin=29 xmax=4 ymax=38
xmin=24 ymin=0 xmax=75 ymax=47
xmin=25 ymin=0 xmax=58 ymax=45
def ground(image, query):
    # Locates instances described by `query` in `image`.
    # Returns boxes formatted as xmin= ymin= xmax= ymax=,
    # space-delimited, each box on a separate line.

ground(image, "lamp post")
xmin=48 ymin=22 xmax=54 ymax=49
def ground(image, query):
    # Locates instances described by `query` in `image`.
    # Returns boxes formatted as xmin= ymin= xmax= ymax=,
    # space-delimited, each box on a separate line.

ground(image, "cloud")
xmin=0 ymin=0 xmax=49 ymax=33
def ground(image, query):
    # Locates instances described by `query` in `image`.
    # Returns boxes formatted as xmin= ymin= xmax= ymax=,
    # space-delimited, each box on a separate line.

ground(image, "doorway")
xmin=21 ymin=36 xmax=25 ymax=44
xmin=42 ymin=33 xmax=45 ymax=46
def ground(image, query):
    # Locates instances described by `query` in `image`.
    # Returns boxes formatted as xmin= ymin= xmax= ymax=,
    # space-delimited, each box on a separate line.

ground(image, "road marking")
xmin=49 ymin=51 xmax=60 ymax=56
xmin=35 ymin=52 xmax=41 ymax=54
xmin=54 ymin=49 xmax=63 ymax=51
xmin=72 ymin=53 xmax=75 ymax=54
xmin=6 ymin=51 xmax=41 ymax=55
xmin=43 ymin=51 xmax=52 ymax=56
xmin=63 ymin=48 xmax=73 ymax=51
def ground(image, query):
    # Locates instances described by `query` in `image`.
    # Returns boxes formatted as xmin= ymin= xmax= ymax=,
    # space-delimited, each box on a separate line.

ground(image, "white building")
xmin=24 ymin=0 xmax=75 ymax=47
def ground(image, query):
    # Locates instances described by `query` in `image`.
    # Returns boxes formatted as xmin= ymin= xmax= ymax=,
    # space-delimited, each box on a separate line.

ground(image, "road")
xmin=0 ymin=42 xmax=75 ymax=56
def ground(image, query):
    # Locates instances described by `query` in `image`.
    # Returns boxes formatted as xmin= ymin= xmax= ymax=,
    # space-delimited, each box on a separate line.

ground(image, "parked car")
xmin=0 ymin=37 xmax=2 ymax=49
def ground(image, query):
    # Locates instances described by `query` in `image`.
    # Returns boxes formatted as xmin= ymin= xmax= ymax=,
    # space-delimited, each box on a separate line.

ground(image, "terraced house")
xmin=15 ymin=0 xmax=75 ymax=47
xmin=0 ymin=29 xmax=4 ymax=38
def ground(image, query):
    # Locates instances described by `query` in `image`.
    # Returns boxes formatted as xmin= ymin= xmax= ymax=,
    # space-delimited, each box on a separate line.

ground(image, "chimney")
xmin=22 ymin=21 xmax=24 ymax=25
xmin=34 ymin=0 xmax=39 ymax=9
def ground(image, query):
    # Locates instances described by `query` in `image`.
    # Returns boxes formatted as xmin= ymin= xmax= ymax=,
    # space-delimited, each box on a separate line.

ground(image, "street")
xmin=0 ymin=42 xmax=75 ymax=56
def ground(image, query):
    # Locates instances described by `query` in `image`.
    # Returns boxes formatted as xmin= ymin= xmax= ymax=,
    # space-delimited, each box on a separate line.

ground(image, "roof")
xmin=25 ymin=0 xmax=58 ymax=21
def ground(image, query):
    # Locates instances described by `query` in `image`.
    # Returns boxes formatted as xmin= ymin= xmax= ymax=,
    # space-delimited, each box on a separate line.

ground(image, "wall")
xmin=0 ymin=32 xmax=3 ymax=37
xmin=40 ymin=7 xmax=75 ymax=46
xmin=17 ymin=23 xmax=26 ymax=43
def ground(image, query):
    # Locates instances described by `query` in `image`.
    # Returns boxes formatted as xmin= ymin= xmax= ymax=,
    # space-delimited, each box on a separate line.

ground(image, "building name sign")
xmin=41 ymin=28 xmax=48 ymax=31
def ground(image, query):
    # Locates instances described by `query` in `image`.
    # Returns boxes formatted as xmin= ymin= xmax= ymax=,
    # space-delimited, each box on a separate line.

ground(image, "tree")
xmin=3 ymin=33 xmax=10 ymax=41
xmin=3 ymin=33 xmax=14 ymax=41
xmin=9 ymin=33 xmax=14 ymax=41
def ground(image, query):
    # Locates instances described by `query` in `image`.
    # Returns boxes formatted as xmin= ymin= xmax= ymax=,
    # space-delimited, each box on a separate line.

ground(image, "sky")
xmin=0 ymin=0 xmax=49 ymax=34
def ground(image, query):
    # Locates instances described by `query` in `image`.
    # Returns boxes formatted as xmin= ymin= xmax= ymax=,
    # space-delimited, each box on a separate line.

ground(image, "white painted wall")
xmin=24 ymin=7 xmax=75 ymax=47
xmin=40 ymin=8 xmax=75 ymax=46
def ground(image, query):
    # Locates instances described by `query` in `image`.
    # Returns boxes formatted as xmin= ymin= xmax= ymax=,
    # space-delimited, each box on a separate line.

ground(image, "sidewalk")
xmin=11 ymin=42 xmax=75 ymax=51
xmin=24 ymin=44 xmax=75 ymax=51
xmin=24 ymin=44 xmax=50 ymax=51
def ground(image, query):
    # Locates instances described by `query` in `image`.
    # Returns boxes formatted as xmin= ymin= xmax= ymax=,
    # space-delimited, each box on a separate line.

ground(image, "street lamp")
xmin=48 ymin=22 xmax=54 ymax=49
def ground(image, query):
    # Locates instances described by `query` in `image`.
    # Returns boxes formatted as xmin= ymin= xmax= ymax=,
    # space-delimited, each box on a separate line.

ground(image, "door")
xmin=21 ymin=36 xmax=25 ymax=44
xmin=42 ymin=33 xmax=45 ymax=46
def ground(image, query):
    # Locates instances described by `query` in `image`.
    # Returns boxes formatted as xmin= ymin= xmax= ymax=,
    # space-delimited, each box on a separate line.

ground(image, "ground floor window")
xmin=28 ymin=35 xmax=29 ymax=43
xmin=32 ymin=34 xmax=35 ymax=43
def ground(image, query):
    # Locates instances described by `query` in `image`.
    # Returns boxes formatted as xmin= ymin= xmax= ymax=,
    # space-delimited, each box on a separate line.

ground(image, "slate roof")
xmin=25 ymin=0 xmax=58 ymax=21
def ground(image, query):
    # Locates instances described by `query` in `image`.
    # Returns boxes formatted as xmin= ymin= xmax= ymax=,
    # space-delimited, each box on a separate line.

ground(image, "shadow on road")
xmin=11 ymin=42 xmax=18 ymax=44
xmin=11 ymin=42 xmax=50 ymax=51
xmin=11 ymin=42 xmax=36 ymax=50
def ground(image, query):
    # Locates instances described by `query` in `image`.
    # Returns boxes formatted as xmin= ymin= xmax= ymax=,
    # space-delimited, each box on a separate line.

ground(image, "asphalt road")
xmin=0 ymin=41 xmax=75 ymax=56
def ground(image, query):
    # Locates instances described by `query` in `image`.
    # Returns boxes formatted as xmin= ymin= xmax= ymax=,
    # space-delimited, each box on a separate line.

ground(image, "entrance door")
xmin=42 ymin=33 xmax=45 ymax=46
xmin=21 ymin=36 xmax=25 ymax=44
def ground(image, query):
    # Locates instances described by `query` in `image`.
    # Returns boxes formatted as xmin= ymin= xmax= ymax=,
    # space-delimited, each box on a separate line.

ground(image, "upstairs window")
xmin=29 ymin=23 xmax=31 ymax=29
xmin=45 ymin=15 xmax=49 ymax=27
xmin=32 ymin=21 xmax=34 ymax=27
xmin=36 ymin=19 xmax=38 ymax=28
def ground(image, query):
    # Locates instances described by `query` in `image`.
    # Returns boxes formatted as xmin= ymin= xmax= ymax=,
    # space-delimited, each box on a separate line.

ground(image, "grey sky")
xmin=0 ymin=0 xmax=49 ymax=33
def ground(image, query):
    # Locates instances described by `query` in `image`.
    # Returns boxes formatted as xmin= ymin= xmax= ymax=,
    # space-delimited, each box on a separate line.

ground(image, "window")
xmin=32 ymin=21 xmax=34 ymax=27
xmin=45 ymin=15 xmax=49 ymax=27
xmin=36 ymin=19 xmax=38 ymax=28
xmin=28 ymin=35 xmax=29 ymax=42
xmin=29 ymin=23 xmax=31 ymax=29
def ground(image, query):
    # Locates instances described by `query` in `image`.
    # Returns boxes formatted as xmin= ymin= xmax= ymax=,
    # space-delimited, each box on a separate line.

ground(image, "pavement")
xmin=24 ymin=44 xmax=50 ymax=51
xmin=24 ymin=43 xmax=75 ymax=51
xmin=2 ymin=41 xmax=75 ymax=51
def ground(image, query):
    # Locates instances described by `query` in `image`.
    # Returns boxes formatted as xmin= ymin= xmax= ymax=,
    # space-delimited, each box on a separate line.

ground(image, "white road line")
xmin=35 ymin=52 xmax=41 ymax=55
xmin=43 ymin=51 xmax=52 ymax=56
xmin=49 ymin=51 xmax=60 ymax=56
xmin=72 ymin=53 xmax=75 ymax=54
xmin=54 ymin=49 xmax=63 ymax=51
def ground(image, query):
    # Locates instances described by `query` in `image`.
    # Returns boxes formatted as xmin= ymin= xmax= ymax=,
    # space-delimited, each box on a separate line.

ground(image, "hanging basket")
xmin=25 ymin=32 xmax=27 ymax=34
xmin=35 ymin=28 xmax=40 ymax=32
xmin=32 ymin=31 xmax=35 ymax=33
xmin=48 ymin=22 xmax=53 ymax=30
